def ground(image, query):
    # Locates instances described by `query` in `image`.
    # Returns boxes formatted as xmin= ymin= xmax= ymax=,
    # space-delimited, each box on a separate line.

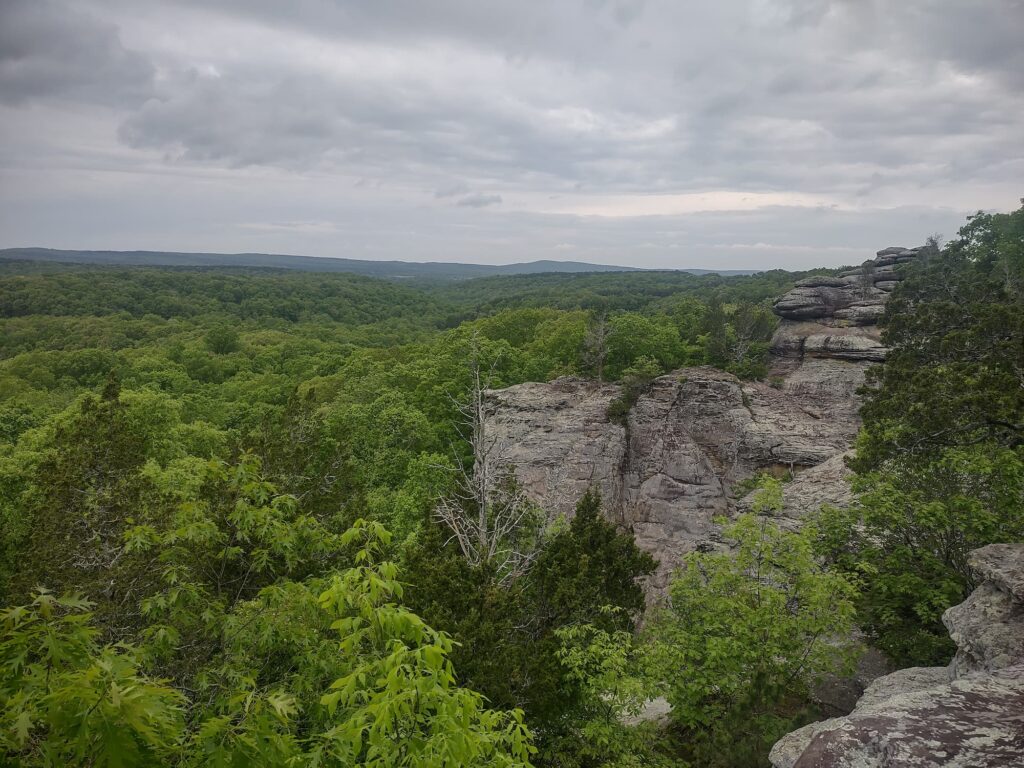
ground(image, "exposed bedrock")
xmin=769 ymin=245 xmax=924 ymax=368
xmin=771 ymin=544 xmax=1024 ymax=768
xmin=485 ymin=246 xmax=920 ymax=587
xmin=772 ymin=246 xmax=922 ymax=324
xmin=487 ymin=365 xmax=862 ymax=589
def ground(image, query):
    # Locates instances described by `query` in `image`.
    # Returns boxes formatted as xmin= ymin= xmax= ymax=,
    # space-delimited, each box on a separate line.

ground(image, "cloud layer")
xmin=1 ymin=0 xmax=1021 ymax=268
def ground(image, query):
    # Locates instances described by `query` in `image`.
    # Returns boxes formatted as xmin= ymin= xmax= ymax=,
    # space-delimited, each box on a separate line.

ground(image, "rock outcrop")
xmin=488 ymin=366 xmax=862 ymax=588
xmin=770 ymin=544 xmax=1024 ymax=768
xmin=485 ymin=246 xmax=921 ymax=587
xmin=769 ymin=246 xmax=924 ymax=369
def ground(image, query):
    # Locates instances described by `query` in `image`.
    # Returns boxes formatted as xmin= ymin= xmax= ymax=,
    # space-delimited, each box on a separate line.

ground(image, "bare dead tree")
xmin=433 ymin=335 xmax=539 ymax=583
xmin=583 ymin=313 xmax=613 ymax=382
xmin=729 ymin=302 xmax=775 ymax=367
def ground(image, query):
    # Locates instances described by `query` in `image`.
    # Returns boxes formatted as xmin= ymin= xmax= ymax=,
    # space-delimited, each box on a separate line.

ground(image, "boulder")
xmin=770 ymin=244 xmax=920 ymax=363
xmin=970 ymin=543 xmax=1024 ymax=601
xmin=802 ymin=333 xmax=887 ymax=361
xmin=876 ymin=246 xmax=908 ymax=256
xmin=943 ymin=545 xmax=1024 ymax=677
xmin=854 ymin=666 xmax=951 ymax=708
xmin=944 ymin=583 xmax=1024 ymax=677
xmin=833 ymin=302 xmax=886 ymax=326
xmin=772 ymin=284 xmax=864 ymax=320
xmin=485 ymin=378 xmax=625 ymax=516
xmin=486 ymin=246 xmax=925 ymax=589
xmin=771 ymin=721 xmax=837 ymax=768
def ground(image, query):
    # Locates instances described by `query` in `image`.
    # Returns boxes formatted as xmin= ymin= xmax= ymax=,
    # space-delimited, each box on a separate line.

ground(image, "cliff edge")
xmin=485 ymin=246 xmax=921 ymax=587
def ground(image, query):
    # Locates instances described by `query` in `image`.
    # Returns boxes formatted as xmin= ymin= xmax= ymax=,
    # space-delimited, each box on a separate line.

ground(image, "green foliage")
xmin=529 ymin=490 xmax=656 ymax=632
xmin=607 ymin=356 xmax=663 ymax=425
xmin=821 ymin=203 xmax=1024 ymax=666
xmin=204 ymin=326 xmax=240 ymax=355
xmin=403 ymin=491 xmax=655 ymax=765
xmin=1 ymin=384 xmax=197 ymax=628
xmin=425 ymin=269 xmax=835 ymax=316
xmin=556 ymin=617 xmax=672 ymax=768
xmin=645 ymin=481 xmax=858 ymax=767
xmin=1 ymin=590 xmax=184 ymax=767
xmin=314 ymin=520 xmax=535 ymax=767
xmin=0 ymin=266 xmax=449 ymax=325
xmin=700 ymin=299 xmax=777 ymax=380
xmin=126 ymin=452 xmax=347 ymax=675
xmin=0 ymin=251 xmax=835 ymax=767
xmin=1 ymin=523 xmax=537 ymax=768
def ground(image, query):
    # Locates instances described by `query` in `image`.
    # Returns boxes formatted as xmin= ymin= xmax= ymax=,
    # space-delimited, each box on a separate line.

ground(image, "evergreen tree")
xmin=821 ymin=203 xmax=1024 ymax=665
xmin=404 ymin=491 xmax=655 ymax=766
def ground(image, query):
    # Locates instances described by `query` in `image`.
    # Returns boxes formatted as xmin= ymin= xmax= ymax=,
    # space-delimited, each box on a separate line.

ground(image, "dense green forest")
xmin=1 ymin=204 xmax=1021 ymax=767
xmin=0 ymin=247 xmax=656 ymax=279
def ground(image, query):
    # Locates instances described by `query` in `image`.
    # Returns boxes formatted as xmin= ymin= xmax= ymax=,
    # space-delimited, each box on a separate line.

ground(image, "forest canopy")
xmin=2 ymin=203 xmax=1022 ymax=767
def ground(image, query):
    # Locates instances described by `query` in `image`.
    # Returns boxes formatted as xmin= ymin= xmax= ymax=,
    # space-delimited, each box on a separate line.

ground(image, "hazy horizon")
xmin=2 ymin=1 xmax=1021 ymax=270
xmin=0 ymin=245 xmax=758 ymax=273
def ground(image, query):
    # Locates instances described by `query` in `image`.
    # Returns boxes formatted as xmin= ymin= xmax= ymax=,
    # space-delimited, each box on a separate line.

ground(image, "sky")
xmin=1 ymin=0 xmax=1022 ymax=270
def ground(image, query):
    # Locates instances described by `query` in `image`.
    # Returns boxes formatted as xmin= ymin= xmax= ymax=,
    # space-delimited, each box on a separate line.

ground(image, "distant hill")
xmin=0 ymin=248 xmax=756 ymax=280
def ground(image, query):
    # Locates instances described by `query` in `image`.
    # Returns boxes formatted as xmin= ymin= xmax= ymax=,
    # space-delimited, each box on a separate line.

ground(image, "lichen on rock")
xmin=771 ymin=544 xmax=1024 ymax=768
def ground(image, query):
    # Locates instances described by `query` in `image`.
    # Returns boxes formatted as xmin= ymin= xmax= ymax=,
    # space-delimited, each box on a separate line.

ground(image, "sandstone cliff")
xmin=770 ymin=544 xmax=1024 ymax=768
xmin=486 ymin=246 xmax=921 ymax=586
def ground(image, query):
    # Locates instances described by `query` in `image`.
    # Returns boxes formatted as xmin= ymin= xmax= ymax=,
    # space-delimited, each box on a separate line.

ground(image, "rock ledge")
xmin=771 ymin=544 xmax=1024 ymax=768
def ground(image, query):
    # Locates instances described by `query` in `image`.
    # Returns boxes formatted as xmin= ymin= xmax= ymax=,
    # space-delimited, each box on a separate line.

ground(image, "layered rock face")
xmin=770 ymin=544 xmax=1024 ymax=768
xmin=770 ymin=245 xmax=923 ymax=367
xmin=485 ymin=246 xmax=920 ymax=586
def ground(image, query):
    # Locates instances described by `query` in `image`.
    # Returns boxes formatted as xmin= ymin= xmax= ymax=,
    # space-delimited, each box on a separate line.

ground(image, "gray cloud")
xmin=435 ymin=182 xmax=472 ymax=198
xmin=0 ymin=0 xmax=154 ymax=106
xmin=456 ymin=193 xmax=502 ymax=208
xmin=0 ymin=0 xmax=1021 ymax=267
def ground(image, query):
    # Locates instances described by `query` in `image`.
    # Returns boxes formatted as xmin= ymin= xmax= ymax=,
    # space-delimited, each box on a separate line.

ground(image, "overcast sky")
xmin=1 ymin=0 xmax=1021 ymax=269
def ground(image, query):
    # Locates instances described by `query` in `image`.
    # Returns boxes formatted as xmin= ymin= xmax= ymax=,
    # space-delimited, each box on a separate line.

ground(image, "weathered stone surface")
xmin=772 ymin=283 xmax=865 ymax=320
xmin=773 ymin=544 xmax=1024 ymax=768
xmin=486 ymin=378 xmax=625 ymax=515
xmin=775 ymin=357 xmax=870 ymax=422
xmin=487 ymin=246 xmax=923 ymax=587
xmin=737 ymin=452 xmax=855 ymax=531
xmin=876 ymin=246 xmax=908 ymax=256
xmin=771 ymin=245 xmax=918 ymax=365
xmin=970 ymin=544 xmax=1024 ymax=602
xmin=943 ymin=544 xmax=1024 ymax=677
xmin=854 ymin=667 xmax=951 ymax=709
xmin=770 ymin=322 xmax=883 ymax=361
xmin=771 ymin=721 xmax=838 ymax=768
xmin=792 ymin=667 xmax=1024 ymax=768
xmin=488 ymin=366 xmax=864 ymax=587
xmin=802 ymin=332 xmax=887 ymax=361
xmin=621 ymin=697 xmax=671 ymax=727
xmin=944 ymin=583 xmax=1024 ymax=677
xmin=832 ymin=302 xmax=886 ymax=326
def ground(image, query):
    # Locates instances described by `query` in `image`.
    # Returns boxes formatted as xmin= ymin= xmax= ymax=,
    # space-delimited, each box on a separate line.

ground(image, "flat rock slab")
xmin=793 ymin=666 xmax=1024 ymax=768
